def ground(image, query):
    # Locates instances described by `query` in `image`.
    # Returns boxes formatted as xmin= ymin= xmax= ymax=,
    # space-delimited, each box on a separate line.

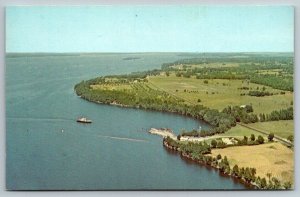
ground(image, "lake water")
xmin=6 ymin=53 xmax=245 ymax=190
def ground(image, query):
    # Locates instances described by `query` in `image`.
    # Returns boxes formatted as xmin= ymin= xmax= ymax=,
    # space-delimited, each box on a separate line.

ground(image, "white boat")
xmin=76 ymin=117 xmax=92 ymax=123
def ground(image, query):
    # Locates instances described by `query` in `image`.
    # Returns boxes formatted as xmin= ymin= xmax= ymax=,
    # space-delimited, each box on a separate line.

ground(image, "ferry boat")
xmin=77 ymin=117 xmax=92 ymax=123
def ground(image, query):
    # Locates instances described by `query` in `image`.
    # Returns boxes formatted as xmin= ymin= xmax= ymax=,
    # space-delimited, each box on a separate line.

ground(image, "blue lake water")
xmin=6 ymin=53 xmax=245 ymax=190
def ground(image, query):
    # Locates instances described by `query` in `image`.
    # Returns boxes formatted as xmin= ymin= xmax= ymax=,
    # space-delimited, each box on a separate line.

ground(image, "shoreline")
xmin=162 ymin=138 xmax=257 ymax=189
xmin=148 ymin=128 xmax=237 ymax=144
xmin=76 ymin=93 xmax=214 ymax=130
xmin=148 ymin=128 xmax=258 ymax=189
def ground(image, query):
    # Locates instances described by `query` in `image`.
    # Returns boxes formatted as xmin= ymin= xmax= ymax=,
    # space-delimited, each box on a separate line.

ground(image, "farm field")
xmin=217 ymin=124 xmax=263 ymax=138
xmin=211 ymin=142 xmax=294 ymax=184
xmin=148 ymin=75 xmax=293 ymax=114
xmin=247 ymin=120 xmax=294 ymax=139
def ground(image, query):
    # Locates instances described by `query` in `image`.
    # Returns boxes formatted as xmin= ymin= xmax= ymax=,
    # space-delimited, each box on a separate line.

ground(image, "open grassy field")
xmin=247 ymin=120 xmax=294 ymax=139
xmin=217 ymin=124 xmax=263 ymax=138
xmin=211 ymin=142 xmax=294 ymax=183
xmin=91 ymin=84 xmax=132 ymax=91
xmin=148 ymin=75 xmax=293 ymax=114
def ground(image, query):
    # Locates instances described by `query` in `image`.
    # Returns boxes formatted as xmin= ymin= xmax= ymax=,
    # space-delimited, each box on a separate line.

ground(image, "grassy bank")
xmin=247 ymin=120 xmax=293 ymax=139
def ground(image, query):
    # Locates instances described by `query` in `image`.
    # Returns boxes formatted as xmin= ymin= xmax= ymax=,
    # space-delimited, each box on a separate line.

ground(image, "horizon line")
xmin=6 ymin=51 xmax=294 ymax=54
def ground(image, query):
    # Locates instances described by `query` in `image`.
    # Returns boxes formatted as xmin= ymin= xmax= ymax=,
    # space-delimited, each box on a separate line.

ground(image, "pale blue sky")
xmin=6 ymin=6 xmax=294 ymax=53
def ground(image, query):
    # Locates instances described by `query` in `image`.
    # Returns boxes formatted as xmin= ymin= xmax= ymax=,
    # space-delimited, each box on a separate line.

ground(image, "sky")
xmin=6 ymin=6 xmax=294 ymax=53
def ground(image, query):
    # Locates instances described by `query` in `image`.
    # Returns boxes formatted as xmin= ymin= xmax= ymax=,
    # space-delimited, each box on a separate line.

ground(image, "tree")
xmin=245 ymin=105 xmax=253 ymax=113
xmin=287 ymin=135 xmax=294 ymax=143
xmin=217 ymin=141 xmax=227 ymax=148
xmin=197 ymin=99 xmax=201 ymax=103
xmin=250 ymin=134 xmax=255 ymax=141
xmin=257 ymin=135 xmax=264 ymax=144
xmin=242 ymin=136 xmax=248 ymax=145
xmin=268 ymin=133 xmax=274 ymax=142
xmin=223 ymin=156 xmax=229 ymax=165
xmin=204 ymin=80 xmax=208 ymax=84
xmin=266 ymin=173 xmax=272 ymax=182
xmin=177 ymin=135 xmax=181 ymax=141
xmin=216 ymin=154 xmax=222 ymax=160
xmin=260 ymin=178 xmax=267 ymax=189
xmin=271 ymin=177 xmax=281 ymax=189
xmin=211 ymin=139 xmax=217 ymax=148
xmin=232 ymin=164 xmax=239 ymax=176
xmin=283 ymin=181 xmax=292 ymax=189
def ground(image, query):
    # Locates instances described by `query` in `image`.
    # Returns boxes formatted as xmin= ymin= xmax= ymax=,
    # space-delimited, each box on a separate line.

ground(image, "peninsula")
xmin=74 ymin=53 xmax=294 ymax=189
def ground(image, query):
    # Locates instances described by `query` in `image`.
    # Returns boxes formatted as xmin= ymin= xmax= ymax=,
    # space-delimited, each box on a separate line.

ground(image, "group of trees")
xmin=222 ymin=105 xmax=258 ymax=124
xmin=163 ymin=137 xmax=291 ymax=189
xmin=248 ymin=90 xmax=273 ymax=97
xmin=250 ymin=74 xmax=293 ymax=92
xmin=222 ymin=105 xmax=293 ymax=124
xmin=267 ymin=107 xmax=293 ymax=121
xmin=236 ymin=134 xmax=265 ymax=146
xmin=105 ymin=69 xmax=161 ymax=80
xmin=180 ymin=131 xmax=273 ymax=150
xmin=164 ymin=136 xmax=211 ymax=155
xmin=210 ymin=139 xmax=227 ymax=149
xmin=259 ymin=107 xmax=293 ymax=122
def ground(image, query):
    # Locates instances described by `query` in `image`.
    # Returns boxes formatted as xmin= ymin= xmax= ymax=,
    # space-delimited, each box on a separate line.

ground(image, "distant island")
xmin=74 ymin=53 xmax=294 ymax=189
xmin=122 ymin=57 xmax=141 ymax=60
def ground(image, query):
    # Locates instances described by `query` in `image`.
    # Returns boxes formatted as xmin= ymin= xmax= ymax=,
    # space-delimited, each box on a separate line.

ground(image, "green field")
xmin=217 ymin=124 xmax=262 ymax=138
xmin=148 ymin=75 xmax=293 ymax=114
xmin=247 ymin=120 xmax=294 ymax=139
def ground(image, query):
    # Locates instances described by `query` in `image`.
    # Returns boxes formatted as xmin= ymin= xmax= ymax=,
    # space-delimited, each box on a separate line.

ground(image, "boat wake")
xmin=98 ymin=135 xmax=147 ymax=142
xmin=67 ymin=131 xmax=148 ymax=143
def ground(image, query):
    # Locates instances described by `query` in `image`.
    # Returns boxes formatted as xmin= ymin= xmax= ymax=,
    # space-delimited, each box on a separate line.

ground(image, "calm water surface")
xmin=6 ymin=53 xmax=245 ymax=190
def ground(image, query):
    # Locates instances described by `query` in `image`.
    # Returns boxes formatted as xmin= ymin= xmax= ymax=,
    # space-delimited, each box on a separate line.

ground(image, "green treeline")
xmin=261 ymin=107 xmax=293 ymax=121
xmin=250 ymin=75 xmax=293 ymax=92
xmin=162 ymin=54 xmax=293 ymax=67
xmin=248 ymin=91 xmax=273 ymax=97
xmin=222 ymin=105 xmax=293 ymax=124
